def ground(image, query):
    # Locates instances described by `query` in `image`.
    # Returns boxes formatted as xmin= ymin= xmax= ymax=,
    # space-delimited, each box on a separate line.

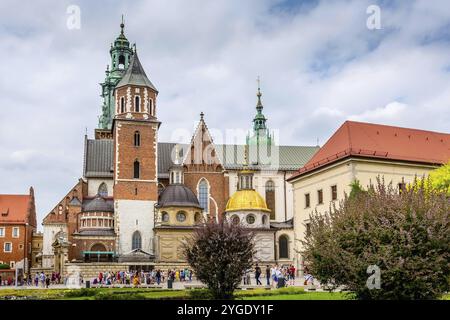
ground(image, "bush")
xmin=302 ymin=178 xmax=449 ymax=300
xmin=64 ymin=288 xmax=97 ymax=298
xmin=184 ymin=220 xmax=255 ymax=299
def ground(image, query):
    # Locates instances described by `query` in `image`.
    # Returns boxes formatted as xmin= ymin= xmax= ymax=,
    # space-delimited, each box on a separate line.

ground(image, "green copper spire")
xmin=98 ymin=17 xmax=134 ymax=129
xmin=246 ymin=77 xmax=273 ymax=148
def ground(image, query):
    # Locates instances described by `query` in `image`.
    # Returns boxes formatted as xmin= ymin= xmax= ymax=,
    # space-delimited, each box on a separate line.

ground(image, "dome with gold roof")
xmin=226 ymin=189 xmax=270 ymax=212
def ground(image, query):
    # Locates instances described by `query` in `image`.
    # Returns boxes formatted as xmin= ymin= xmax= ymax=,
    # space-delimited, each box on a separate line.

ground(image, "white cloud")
xmin=0 ymin=0 xmax=449 ymax=228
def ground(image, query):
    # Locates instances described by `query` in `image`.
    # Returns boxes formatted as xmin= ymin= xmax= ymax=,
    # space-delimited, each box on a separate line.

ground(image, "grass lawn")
xmin=0 ymin=287 xmax=447 ymax=300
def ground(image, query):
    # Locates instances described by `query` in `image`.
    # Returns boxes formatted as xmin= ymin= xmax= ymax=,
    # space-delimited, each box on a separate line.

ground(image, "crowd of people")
xmin=243 ymin=264 xmax=314 ymax=288
xmin=89 ymin=268 xmax=194 ymax=286
xmin=0 ymin=265 xmax=316 ymax=288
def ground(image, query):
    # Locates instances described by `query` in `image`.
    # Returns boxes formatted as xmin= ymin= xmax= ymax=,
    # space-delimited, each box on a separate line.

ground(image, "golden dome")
xmin=225 ymin=190 xmax=271 ymax=212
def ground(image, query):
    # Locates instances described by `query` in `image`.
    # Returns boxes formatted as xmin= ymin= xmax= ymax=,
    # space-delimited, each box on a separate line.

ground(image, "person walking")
xmin=265 ymin=265 xmax=270 ymax=286
xmin=255 ymin=264 xmax=262 ymax=285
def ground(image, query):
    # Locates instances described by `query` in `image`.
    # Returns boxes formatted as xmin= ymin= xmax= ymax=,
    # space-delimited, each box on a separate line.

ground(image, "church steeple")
xmin=246 ymin=77 xmax=273 ymax=148
xmin=98 ymin=17 xmax=134 ymax=130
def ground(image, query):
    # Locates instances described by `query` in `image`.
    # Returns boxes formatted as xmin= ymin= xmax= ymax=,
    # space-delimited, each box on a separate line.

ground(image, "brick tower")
xmin=112 ymin=48 xmax=160 ymax=256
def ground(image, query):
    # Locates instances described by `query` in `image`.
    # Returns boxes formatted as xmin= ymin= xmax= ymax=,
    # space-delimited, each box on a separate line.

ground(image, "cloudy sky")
xmin=1 ymin=0 xmax=449 ymax=228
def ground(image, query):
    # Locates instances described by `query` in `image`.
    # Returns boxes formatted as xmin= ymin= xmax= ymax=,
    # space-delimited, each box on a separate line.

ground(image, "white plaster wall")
xmin=291 ymin=158 xmax=438 ymax=273
xmin=254 ymin=233 xmax=275 ymax=262
xmin=87 ymin=178 xmax=114 ymax=197
xmin=42 ymin=223 xmax=67 ymax=268
xmin=224 ymin=210 xmax=270 ymax=229
xmin=115 ymin=199 xmax=156 ymax=255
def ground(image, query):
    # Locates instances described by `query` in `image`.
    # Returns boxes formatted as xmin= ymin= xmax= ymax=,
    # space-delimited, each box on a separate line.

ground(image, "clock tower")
xmin=112 ymin=48 xmax=160 ymax=256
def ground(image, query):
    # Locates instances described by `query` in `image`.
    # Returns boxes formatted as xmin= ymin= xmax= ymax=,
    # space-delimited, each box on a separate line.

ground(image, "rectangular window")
xmin=0 ymin=227 xmax=4 ymax=237
xmin=305 ymin=193 xmax=310 ymax=208
xmin=331 ymin=185 xmax=337 ymax=201
xmin=306 ymin=223 xmax=311 ymax=237
xmin=4 ymin=242 xmax=12 ymax=253
xmin=12 ymin=227 xmax=19 ymax=238
xmin=317 ymin=189 xmax=323 ymax=205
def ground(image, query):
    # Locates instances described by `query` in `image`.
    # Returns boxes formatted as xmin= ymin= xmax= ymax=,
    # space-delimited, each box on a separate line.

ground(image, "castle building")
xmin=0 ymin=187 xmax=37 ymax=274
xmin=40 ymin=21 xmax=318 ymax=272
xmin=288 ymin=120 xmax=450 ymax=274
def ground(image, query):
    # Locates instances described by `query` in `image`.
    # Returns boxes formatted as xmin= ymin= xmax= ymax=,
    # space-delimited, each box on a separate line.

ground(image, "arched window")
xmin=134 ymin=131 xmax=140 ymax=147
xmin=132 ymin=231 xmax=142 ymax=250
xmin=265 ymin=180 xmax=275 ymax=220
xmin=135 ymin=96 xmax=140 ymax=112
xmin=118 ymin=55 xmax=125 ymax=69
xmin=133 ymin=160 xmax=140 ymax=179
xmin=120 ymin=97 xmax=125 ymax=113
xmin=161 ymin=212 xmax=169 ymax=223
xmin=98 ymin=183 xmax=108 ymax=197
xmin=198 ymin=179 xmax=209 ymax=213
xmin=279 ymin=235 xmax=289 ymax=259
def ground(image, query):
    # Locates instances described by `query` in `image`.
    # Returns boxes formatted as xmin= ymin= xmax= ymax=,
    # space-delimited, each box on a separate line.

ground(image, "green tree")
xmin=183 ymin=220 xmax=255 ymax=299
xmin=302 ymin=178 xmax=449 ymax=300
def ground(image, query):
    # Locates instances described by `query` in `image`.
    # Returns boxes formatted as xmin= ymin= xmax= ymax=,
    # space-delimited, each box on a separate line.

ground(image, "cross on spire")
xmin=120 ymin=15 xmax=125 ymax=34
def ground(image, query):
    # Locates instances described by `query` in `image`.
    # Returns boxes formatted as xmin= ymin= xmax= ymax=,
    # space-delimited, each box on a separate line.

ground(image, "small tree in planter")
xmin=183 ymin=220 xmax=255 ymax=299
xmin=302 ymin=177 xmax=449 ymax=300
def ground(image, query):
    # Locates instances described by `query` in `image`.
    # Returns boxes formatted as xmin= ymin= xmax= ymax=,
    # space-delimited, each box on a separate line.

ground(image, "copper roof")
xmin=288 ymin=121 xmax=450 ymax=181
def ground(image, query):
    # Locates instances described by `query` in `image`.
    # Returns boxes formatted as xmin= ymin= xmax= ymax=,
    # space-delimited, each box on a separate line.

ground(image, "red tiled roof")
xmin=288 ymin=121 xmax=450 ymax=181
xmin=0 ymin=194 xmax=31 ymax=224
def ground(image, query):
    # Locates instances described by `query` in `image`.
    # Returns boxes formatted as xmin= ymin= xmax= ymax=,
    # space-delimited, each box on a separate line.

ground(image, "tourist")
xmin=156 ymin=269 xmax=161 ymax=285
xmin=34 ymin=273 xmax=39 ymax=287
xmin=40 ymin=272 xmax=45 ymax=287
xmin=289 ymin=264 xmax=296 ymax=286
xmin=255 ymin=264 xmax=262 ymax=285
xmin=265 ymin=265 xmax=270 ymax=286
xmin=45 ymin=274 xmax=50 ymax=288
xmin=303 ymin=265 xmax=314 ymax=286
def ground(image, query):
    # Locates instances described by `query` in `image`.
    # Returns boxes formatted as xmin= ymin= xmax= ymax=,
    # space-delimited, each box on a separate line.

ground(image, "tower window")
xmin=133 ymin=160 xmax=140 ymax=179
xmin=134 ymin=131 xmax=140 ymax=147
xmin=120 ymin=97 xmax=125 ymax=113
xmin=198 ymin=179 xmax=209 ymax=213
xmin=135 ymin=96 xmax=140 ymax=112
xmin=132 ymin=231 xmax=142 ymax=250
xmin=98 ymin=182 xmax=108 ymax=197
xmin=265 ymin=180 xmax=275 ymax=220
xmin=149 ymin=99 xmax=154 ymax=115
xmin=118 ymin=55 xmax=125 ymax=70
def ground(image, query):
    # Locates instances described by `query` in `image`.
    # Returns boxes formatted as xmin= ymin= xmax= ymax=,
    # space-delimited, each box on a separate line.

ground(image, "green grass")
xmin=0 ymin=287 xmax=446 ymax=300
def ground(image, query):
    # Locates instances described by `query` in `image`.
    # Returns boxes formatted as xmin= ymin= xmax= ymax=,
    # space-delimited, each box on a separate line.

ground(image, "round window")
xmin=232 ymin=215 xmax=240 ymax=225
xmin=246 ymin=215 xmax=255 ymax=224
xmin=176 ymin=212 xmax=186 ymax=222
xmin=162 ymin=212 xmax=169 ymax=222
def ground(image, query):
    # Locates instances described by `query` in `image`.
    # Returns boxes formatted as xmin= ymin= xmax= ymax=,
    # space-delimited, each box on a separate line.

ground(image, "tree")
xmin=302 ymin=178 xmax=449 ymax=300
xmin=183 ymin=220 xmax=255 ymax=299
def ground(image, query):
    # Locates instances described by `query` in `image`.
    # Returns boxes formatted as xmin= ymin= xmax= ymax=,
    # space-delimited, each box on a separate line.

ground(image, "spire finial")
xmin=174 ymin=144 xmax=180 ymax=165
xmin=120 ymin=15 xmax=125 ymax=34
xmin=256 ymin=76 xmax=263 ymax=109
xmin=200 ymin=111 xmax=204 ymax=120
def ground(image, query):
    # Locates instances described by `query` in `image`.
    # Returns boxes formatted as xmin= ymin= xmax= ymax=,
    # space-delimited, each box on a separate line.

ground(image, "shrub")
xmin=184 ymin=220 xmax=255 ymax=300
xmin=302 ymin=178 xmax=449 ymax=300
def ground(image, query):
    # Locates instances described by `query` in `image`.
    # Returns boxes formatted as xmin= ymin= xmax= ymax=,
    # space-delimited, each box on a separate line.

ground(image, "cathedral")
xmin=41 ymin=21 xmax=319 ymax=273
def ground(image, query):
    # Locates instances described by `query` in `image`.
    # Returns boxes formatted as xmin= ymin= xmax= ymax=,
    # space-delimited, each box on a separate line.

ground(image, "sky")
xmin=0 ymin=0 xmax=449 ymax=228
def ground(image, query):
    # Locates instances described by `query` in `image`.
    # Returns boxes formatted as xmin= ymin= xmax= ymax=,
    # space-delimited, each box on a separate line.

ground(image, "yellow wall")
xmin=290 ymin=157 xmax=438 ymax=273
